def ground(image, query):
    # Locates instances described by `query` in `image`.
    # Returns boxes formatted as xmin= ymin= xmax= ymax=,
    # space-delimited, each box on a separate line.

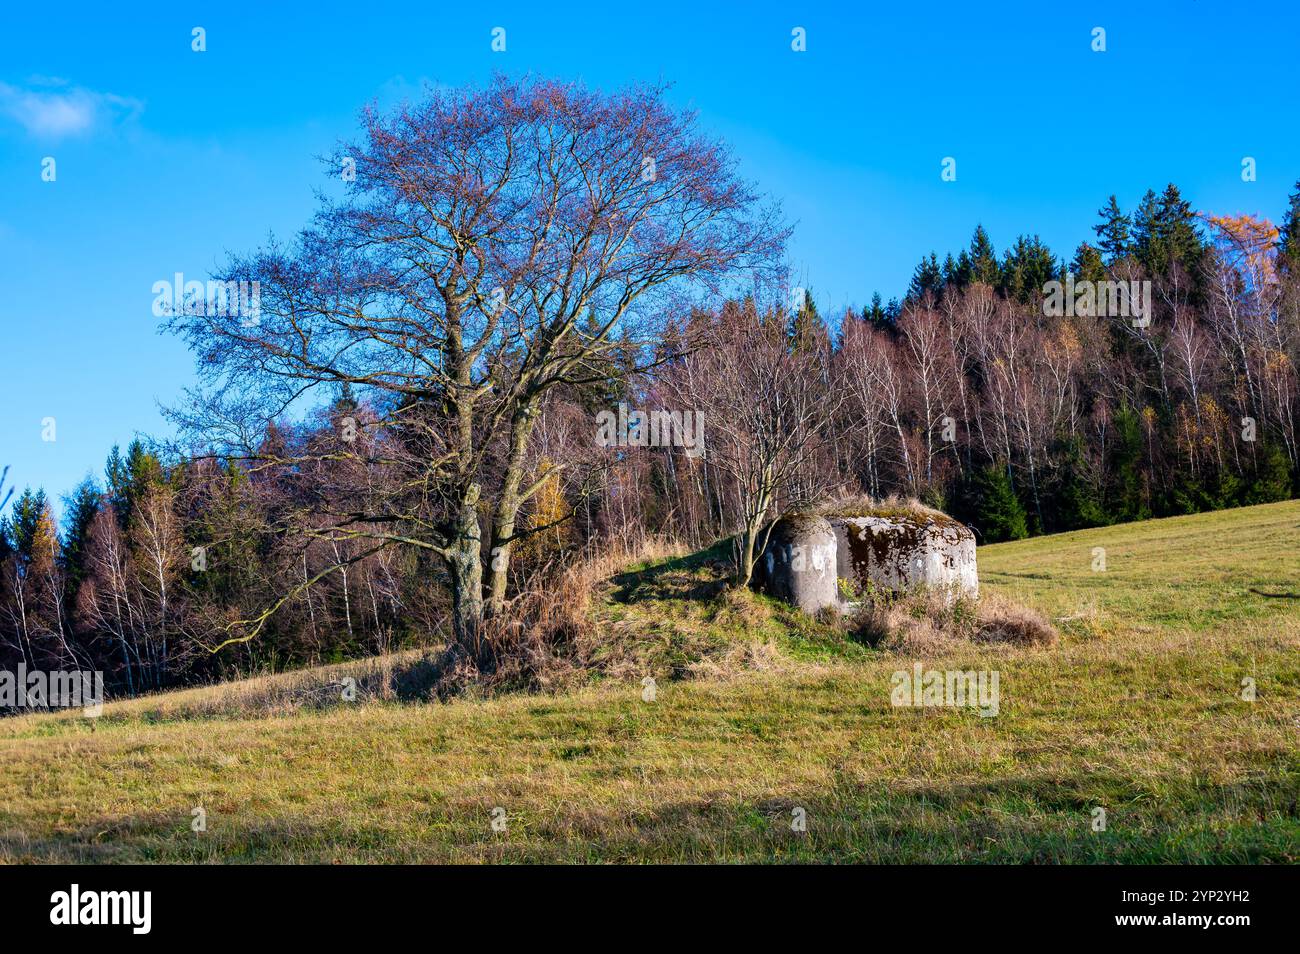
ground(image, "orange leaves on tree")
xmin=1203 ymin=211 xmax=1281 ymax=294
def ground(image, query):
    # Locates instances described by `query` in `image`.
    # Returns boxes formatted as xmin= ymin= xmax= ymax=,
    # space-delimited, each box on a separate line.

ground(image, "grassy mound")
xmin=589 ymin=540 xmax=869 ymax=678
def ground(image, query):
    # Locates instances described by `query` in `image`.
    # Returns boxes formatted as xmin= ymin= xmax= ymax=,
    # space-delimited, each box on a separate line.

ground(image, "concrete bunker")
xmin=754 ymin=505 xmax=978 ymax=613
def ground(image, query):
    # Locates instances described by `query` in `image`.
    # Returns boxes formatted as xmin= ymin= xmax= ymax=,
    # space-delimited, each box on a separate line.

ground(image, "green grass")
xmin=981 ymin=500 xmax=1300 ymax=632
xmin=592 ymin=539 xmax=871 ymax=672
xmin=1 ymin=502 xmax=1297 ymax=863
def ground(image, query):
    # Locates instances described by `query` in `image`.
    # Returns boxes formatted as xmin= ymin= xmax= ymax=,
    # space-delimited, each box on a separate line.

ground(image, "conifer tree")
xmin=1156 ymin=184 xmax=1204 ymax=273
xmin=883 ymin=297 xmax=902 ymax=324
xmin=1000 ymin=235 xmax=1056 ymax=303
xmin=1108 ymin=404 xmax=1150 ymax=523
xmin=862 ymin=291 xmax=887 ymax=329
xmin=1278 ymin=179 xmax=1300 ymax=272
xmin=941 ymin=252 xmax=958 ymax=286
xmin=788 ymin=285 xmax=828 ymax=353
xmin=60 ymin=478 xmax=101 ymax=600
xmin=1071 ymin=243 xmax=1106 ymax=283
xmin=967 ymin=225 xmax=1000 ymax=286
xmin=1133 ymin=185 xmax=1204 ymax=276
xmin=1093 ymin=195 xmax=1132 ymax=263
xmin=9 ymin=488 xmax=51 ymax=560
xmin=1132 ymin=189 xmax=1163 ymax=272
xmin=1242 ymin=443 xmax=1294 ymax=504
xmin=1048 ymin=438 xmax=1106 ymax=531
xmin=967 ymin=465 xmax=1028 ymax=542
xmin=906 ymin=254 xmax=943 ymax=301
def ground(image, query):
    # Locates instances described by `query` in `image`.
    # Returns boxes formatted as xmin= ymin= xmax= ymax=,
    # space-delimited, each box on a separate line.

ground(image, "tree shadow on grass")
xmin=4 ymin=770 xmax=1293 ymax=863
xmin=609 ymin=541 xmax=732 ymax=606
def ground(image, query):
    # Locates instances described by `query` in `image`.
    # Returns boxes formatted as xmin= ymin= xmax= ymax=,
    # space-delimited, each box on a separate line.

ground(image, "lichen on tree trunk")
xmin=445 ymin=484 xmax=487 ymax=666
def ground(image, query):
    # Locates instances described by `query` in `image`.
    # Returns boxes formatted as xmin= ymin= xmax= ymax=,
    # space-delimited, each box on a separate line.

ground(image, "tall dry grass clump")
xmin=814 ymin=492 xmax=951 ymax=522
xmin=431 ymin=537 xmax=691 ymax=696
xmin=971 ymin=592 xmax=1060 ymax=647
xmin=847 ymin=587 xmax=1058 ymax=653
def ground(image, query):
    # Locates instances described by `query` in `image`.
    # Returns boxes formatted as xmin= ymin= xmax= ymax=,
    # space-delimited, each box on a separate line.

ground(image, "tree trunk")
xmin=737 ymin=522 xmax=759 ymax=587
xmin=484 ymin=404 xmax=539 ymax=618
xmin=736 ymin=481 xmax=772 ymax=588
xmin=484 ymin=512 xmax=514 ymax=618
xmin=445 ymin=483 xmax=486 ymax=665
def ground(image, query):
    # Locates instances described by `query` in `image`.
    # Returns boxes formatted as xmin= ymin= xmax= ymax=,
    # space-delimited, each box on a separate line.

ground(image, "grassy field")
xmin=1 ymin=502 xmax=1297 ymax=863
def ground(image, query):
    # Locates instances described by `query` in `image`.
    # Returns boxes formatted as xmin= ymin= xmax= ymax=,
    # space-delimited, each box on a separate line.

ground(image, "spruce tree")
xmin=862 ymin=292 xmax=888 ymax=330
xmin=60 ymin=478 xmax=101 ymax=599
xmin=334 ymin=380 xmax=359 ymax=413
xmin=8 ymin=488 xmax=50 ymax=561
xmin=1132 ymin=185 xmax=1204 ymax=277
xmin=124 ymin=441 xmax=164 ymax=521
xmin=105 ymin=445 xmax=128 ymax=516
xmin=1156 ymin=184 xmax=1204 ymax=273
xmin=1107 ymin=404 xmax=1150 ymax=523
xmin=952 ymin=465 xmax=1029 ymax=542
xmin=1071 ymin=242 xmax=1106 ymax=283
xmin=967 ymin=225 xmax=1000 ymax=286
xmin=1048 ymin=438 xmax=1106 ymax=530
xmin=1093 ymin=195 xmax=1132 ymax=264
xmin=953 ymin=249 xmax=973 ymax=287
xmin=1000 ymin=235 xmax=1056 ymax=303
xmin=788 ymin=285 xmax=827 ymax=353
xmin=1132 ymin=189 xmax=1163 ymax=273
xmin=941 ymin=252 xmax=958 ymax=286
xmin=973 ymin=465 xmax=1029 ymax=542
xmin=906 ymin=253 xmax=943 ymax=302
xmin=1279 ymin=179 xmax=1300 ymax=273
xmin=1242 ymin=443 xmax=1294 ymax=505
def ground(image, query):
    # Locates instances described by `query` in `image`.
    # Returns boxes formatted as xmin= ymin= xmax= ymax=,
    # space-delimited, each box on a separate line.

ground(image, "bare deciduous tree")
xmin=666 ymin=299 xmax=841 ymax=586
xmin=167 ymin=76 xmax=784 ymax=667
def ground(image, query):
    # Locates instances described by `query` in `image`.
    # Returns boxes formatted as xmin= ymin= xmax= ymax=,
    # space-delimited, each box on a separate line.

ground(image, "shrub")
xmin=973 ymin=593 xmax=1059 ymax=646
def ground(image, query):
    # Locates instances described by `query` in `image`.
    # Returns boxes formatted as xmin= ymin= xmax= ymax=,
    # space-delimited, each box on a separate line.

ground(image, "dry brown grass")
xmin=684 ymin=638 xmax=789 ymax=680
xmin=846 ymin=587 xmax=1059 ymax=654
xmin=56 ymin=649 xmax=436 ymax=723
xmin=974 ymin=592 xmax=1060 ymax=647
xmin=814 ymin=492 xmax=952 ymax=523
xmin=64 ymin=535 xmax=802 ymax=724
xmin=433 ymin=536 xmax=699 ymax=696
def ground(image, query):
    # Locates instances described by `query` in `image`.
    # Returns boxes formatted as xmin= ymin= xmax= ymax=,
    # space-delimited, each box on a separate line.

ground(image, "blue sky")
xmin=2 ymin=1 xmax=1298 ymax=517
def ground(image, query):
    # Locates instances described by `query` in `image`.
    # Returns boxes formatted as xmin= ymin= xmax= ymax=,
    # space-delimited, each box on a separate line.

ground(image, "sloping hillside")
xmin=1 ymin=502 xmax=1297 ymax=863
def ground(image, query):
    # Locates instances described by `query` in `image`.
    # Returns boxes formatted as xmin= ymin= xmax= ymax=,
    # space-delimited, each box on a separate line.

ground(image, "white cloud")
xmin=0 ymin=78 xmax=142 ymax=139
